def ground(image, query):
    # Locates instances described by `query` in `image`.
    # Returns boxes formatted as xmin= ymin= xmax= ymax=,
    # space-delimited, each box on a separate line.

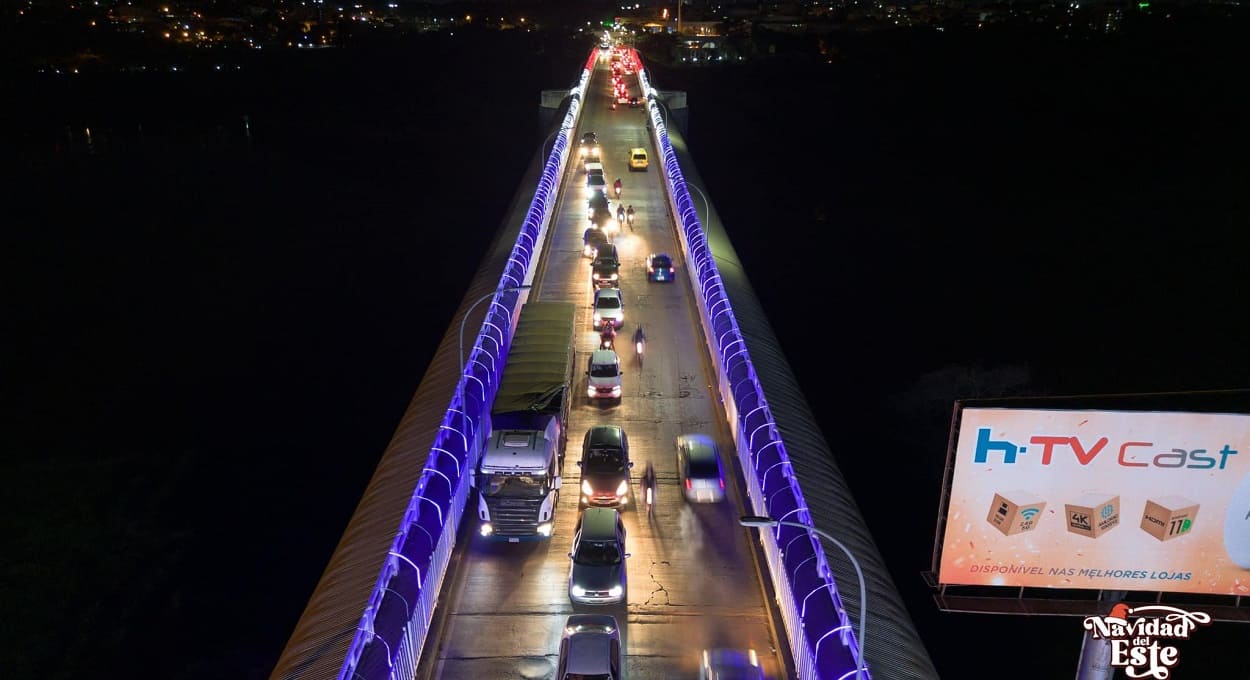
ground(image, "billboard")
xmin=936 ymin=407 xmax=1250 ymax=596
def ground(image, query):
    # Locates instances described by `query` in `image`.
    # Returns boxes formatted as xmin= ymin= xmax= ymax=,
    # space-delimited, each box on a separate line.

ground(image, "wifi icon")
xmin=1021 ymin=507 xmax=1041 ymax=522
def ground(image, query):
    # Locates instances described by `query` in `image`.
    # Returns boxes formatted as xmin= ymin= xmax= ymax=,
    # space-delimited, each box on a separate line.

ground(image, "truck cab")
xmin=477 ymin=419 xmax=562 ymax=541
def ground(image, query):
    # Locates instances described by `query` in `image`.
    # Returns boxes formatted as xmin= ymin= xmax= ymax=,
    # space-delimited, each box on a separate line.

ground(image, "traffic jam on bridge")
xmin=426 ymin=41 xmax=779 ymax=680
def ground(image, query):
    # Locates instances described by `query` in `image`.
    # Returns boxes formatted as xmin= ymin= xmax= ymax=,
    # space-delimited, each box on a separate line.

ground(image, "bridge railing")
xmin=333 ymin=49 xmax=597 ymax=680
xmin=638 ymin=55 xmax=868 ymax=680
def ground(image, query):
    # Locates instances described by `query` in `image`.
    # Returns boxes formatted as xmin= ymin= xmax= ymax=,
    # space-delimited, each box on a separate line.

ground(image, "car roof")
xmin=630 ymin=147 xmax=647 ymax=155
xmin=594 ymin=288 xmax=621 ymax=302
xmin=650 ymin=252 xmax=671 ymax=261
xmin=586 ymin=424 xmax=623 ymax=448
xmin=704 ymin=648 xmax=763 ymax=679
xmin=579 ymin=507 xmax=619 ymax=539
xmin=590 ymin=349 xmax=619 ymax=364
xmin=566 ymin=633 xmax=613 ymax=675
xmin=678 ymin=434 xmax=719 ymax=461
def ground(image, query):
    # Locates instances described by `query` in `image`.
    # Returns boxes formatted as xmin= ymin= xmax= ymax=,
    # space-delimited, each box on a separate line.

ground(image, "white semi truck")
xmin=474 ymin=301 xmax=575 ymax=541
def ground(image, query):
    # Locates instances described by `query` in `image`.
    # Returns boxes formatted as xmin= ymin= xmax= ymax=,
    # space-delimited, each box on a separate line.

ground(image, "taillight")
xmin=719 ymin=478 xmax=725 ymax=489
xmin=685 ymin=479 xmax=692 ymax=490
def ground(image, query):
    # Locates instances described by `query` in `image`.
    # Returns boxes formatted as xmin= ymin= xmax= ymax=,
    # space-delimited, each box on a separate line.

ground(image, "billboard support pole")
xmin=1074 ymin=590 xmax=1126 ymax=680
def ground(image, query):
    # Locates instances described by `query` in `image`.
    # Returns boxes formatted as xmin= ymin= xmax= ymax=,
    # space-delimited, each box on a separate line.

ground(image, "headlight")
xmin=480 ymin=523 xmax=493 ymax=537
xmin=537 ymin=522 xmax=553 ymax=537
xmin=608 ymin=585 xmax=622 ymax=598
xmin=571 ymin=585 xmax=586 ymax=597
xmin=610 ymin=386 xmax=621 ymax=396
xmin=616 ymin=480 xmax=628 ymax=496
xmin=609 ymin=273 xmax=618 ymax=280
xmin=592 ymin=272 xmax=601 ymax=280
xmin=588 ymin=386 xmax=597 ymax=397
xmin=593 ymin=312 xmax=602 ymax=322
xmin=582 ymin=480 xmax=594 ymax=495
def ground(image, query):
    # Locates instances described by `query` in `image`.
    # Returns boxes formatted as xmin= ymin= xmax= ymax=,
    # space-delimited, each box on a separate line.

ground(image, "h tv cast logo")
xmin=972 ymin=428 xmax=1239 ymax=469
xmin=1083 ymin=603 xmax=1212 ymax=679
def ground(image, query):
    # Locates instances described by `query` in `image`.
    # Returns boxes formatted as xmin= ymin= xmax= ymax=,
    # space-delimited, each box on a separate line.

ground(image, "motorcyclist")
xmin=626 ymin=205 xmax=636 ymax=228
xmin=640 ymin=461 xmax=657 ymax=509
xmin=599 ymin=323 xmax=617 ymax=349
xmin=616 ymin=204 xmax=626 ymax=225
xmin=613 ymin=177 xmax=622 ymax=198
xmin=632 ymin=324 xmax=646 ymax=354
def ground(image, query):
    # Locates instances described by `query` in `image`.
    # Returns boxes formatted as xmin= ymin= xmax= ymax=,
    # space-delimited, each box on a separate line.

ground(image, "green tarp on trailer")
xmin=492 ymin=301 xmax=576 ymax=415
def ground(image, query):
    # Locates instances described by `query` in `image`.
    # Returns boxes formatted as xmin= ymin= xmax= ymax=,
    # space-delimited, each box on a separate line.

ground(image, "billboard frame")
xmin=928 ymin=389 xmax=1250 ymax=622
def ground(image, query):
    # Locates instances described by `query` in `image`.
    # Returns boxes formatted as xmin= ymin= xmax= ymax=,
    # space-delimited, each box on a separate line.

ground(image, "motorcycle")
xmin=599 ymin=327 xmax=617 ymax=350
xmin=613 ymin=179 xmax=622 ymax=199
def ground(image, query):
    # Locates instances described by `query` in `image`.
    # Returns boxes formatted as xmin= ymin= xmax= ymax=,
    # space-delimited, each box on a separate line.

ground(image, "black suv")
xmin=590 ymin=244 xmax=621 ymax=289
xmin=578 ymin=425 xmax=633 ymax=507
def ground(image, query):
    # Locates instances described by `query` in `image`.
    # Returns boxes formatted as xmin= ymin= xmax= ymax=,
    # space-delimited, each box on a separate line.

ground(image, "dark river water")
xmin=6 ymin=17 xmax=1250 ymax=680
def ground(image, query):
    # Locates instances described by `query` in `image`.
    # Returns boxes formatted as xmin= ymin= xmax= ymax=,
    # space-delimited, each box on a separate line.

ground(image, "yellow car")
xmin=628 ymin=148 xmax=649 ymax=171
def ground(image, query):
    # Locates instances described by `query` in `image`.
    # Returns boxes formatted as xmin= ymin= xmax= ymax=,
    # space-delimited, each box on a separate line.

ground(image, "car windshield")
xmin=688 ymin=457 xmax=720 ymax=479
xmin=583 ymin=448 xmax=624 ymax=473
xmin=652 ymin=256 xmax=671 ymax=267
xmin=589 ymin=176 xmax=604 ymax=185
xmin=575 ymin=540 xmax=622 ymax=566
xmin=589 ymin=363 xmax=618 ymax=378
xmin=481 ymin=473 xmax=548 ymax=498
xmin=596 ymin=296 xmax=621 ymax=310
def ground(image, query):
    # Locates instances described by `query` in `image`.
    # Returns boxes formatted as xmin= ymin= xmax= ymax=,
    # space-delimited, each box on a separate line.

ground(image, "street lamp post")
xmin=740 ymin=515 xmax=868 ymax=680
xmin=457 ymin=284 xmax=533 ymax=454
xmin=541 ymin=127 xmax=560 ymax=160
xmin=684 ymin=182 xmax=710 ymax=226
xmin=652 ymin=97 xmax=671 ymax=134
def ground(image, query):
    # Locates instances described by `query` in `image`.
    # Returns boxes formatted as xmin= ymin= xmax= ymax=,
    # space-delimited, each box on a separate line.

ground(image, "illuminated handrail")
xmin=333 ymin=50 xmax=598 ymax=680
xmin=637 ymin=54 xmax=867 ymax=679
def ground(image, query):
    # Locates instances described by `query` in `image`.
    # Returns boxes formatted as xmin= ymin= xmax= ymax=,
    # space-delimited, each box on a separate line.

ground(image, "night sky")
xmin=7 ymin=11 xmax=1250 ymax=680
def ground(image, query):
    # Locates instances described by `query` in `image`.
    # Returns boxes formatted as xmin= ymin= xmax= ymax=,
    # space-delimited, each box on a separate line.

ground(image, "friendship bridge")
xmin=272 ymin=47 xmax=938 ymax=680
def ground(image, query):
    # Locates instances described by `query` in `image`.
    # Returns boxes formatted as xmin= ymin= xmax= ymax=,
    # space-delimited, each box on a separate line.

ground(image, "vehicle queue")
xmin=548 ymin=45 xmax=766 ymax=680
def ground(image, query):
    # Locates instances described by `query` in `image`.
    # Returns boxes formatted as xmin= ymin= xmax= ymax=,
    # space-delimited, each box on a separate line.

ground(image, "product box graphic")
xmin=987 ymin=490 xmax=1046 ymax=536
xmin=1140 ymin=496 xmax=1200 ymax=541
xmin=1065 ymin=493 xmax=1121 ymax=538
